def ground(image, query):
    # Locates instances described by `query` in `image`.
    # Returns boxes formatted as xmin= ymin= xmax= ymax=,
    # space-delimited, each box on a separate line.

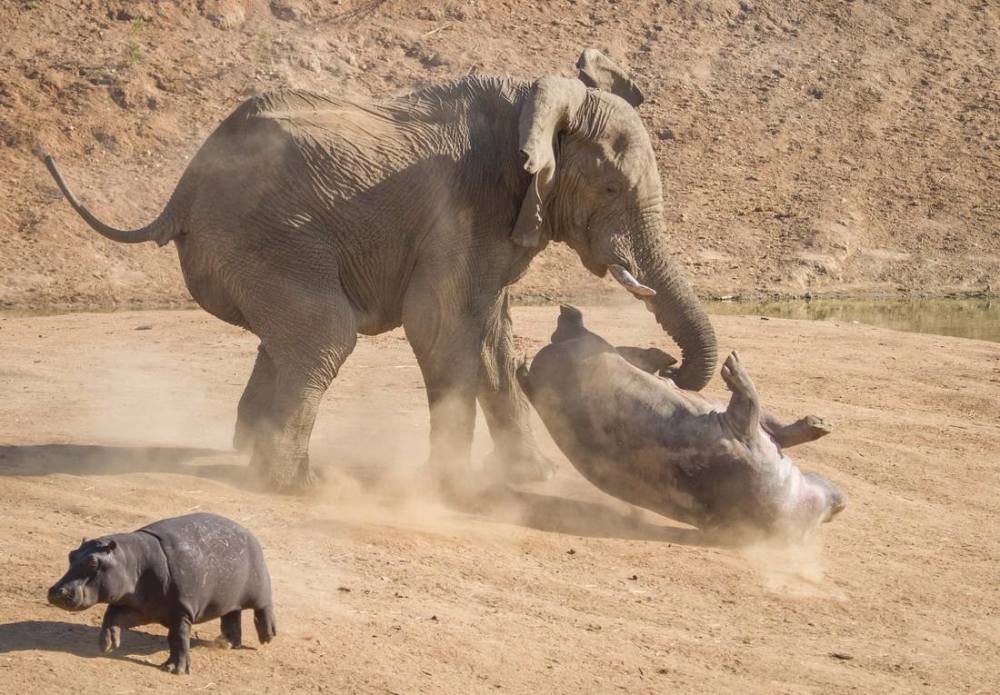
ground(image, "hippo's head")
xmin=48 ymin=538 xmax=126 ymax=611
xmin=788 ymin=472 xmax=846 ymax=531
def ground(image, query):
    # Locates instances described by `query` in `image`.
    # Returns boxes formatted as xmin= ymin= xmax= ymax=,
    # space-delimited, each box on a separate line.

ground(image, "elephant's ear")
xmin=576 ymin=48 xmax=644 ymax=108
xmin=512 ymin=76 xmax=587 ymax=248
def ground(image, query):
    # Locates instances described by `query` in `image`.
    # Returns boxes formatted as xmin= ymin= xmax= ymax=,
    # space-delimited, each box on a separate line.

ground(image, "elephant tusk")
xmin=608 ymin=264 xmax=657 ymax=298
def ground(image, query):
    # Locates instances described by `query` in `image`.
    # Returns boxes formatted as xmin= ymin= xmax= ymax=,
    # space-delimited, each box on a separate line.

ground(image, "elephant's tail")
xmin=43 ymin=154 xmax=179 ymax=246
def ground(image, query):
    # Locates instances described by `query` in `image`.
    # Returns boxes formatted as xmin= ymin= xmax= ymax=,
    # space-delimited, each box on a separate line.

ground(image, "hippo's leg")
xmin=99 ymin=605 xmax=147 ymax=653
xmin=720 ymin=351 xmax=761 ymax=439
xmin=615 ymin=346 xmax=678 ymax=376
xmin=162 ymin=613 xmax=192 ymax=675
xmin=253 ymin=605 xmax=276 ymax=645
xmin=219 ymin=610 xmax=242 ymax=649
xmin=762 ymin=413 xmax=833 ymax=448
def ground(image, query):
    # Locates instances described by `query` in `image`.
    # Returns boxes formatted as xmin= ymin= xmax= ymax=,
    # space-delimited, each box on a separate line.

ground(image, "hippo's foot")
xmin=799 ymin=415 xmax=833 ymax=437
xmin=799 ymin=415 xmax=832 ymax=438
xmin=218 ymin=610 xmax=242 ymax=649
xmin=161 ymin=654 xmax=191 ymax=675
xmin=483 ymin=447 xmax=556 ymax=485
xmin=767 ymin=415 xmax=833 ymax=448
xmin=98 ymin=625 xmax=120 ymax=653
xmin=254 ymin=606 xmax=276 ymax=645
xmin=720 ymin=351 xmax=755 ymax=396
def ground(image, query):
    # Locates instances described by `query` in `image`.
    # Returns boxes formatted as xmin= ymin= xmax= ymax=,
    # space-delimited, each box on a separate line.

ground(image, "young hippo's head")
xmin=48 ymin=538 xmax=128 ymax=611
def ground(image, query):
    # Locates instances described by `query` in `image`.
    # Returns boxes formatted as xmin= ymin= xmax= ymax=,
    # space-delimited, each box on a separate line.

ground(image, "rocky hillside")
xmin=1 ymin=0 xmax=996 ymax=308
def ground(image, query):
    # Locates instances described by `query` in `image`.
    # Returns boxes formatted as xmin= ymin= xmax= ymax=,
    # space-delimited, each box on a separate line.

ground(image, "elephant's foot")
xmin=272 ymin=463 xmax=324 ymax=494
xmin=483 ymin=444 xmax=556 ymax=485
xmin=250 ymin=451 xmax=324 ymax=494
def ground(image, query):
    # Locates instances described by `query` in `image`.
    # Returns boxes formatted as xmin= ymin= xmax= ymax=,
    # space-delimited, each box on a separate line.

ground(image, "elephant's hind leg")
xmin=245 ymin=291 xmax=358 ymax=492
xmin=234 ymin=345 xmax=276 ymax=452
xmin=478 ymin=292 xmax=554 ymax=483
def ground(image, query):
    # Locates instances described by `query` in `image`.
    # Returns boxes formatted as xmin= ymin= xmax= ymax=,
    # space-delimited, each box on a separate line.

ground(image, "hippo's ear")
xmin=96 ymin=539 xmax=117 ymax=553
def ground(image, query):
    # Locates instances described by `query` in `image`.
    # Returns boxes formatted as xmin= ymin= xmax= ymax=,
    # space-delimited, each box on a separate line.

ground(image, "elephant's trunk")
xmin=629 ymin=226 xmax=717 ymax=391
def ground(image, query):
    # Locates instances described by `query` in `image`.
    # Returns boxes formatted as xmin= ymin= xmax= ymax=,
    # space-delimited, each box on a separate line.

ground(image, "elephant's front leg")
xmin=478 ymin=294 xmax=554 ymax=483
xmin=404 ymin=307 xmax=483 ymax=498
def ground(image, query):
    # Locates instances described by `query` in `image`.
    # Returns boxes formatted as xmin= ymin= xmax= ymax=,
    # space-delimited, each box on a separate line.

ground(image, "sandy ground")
xmin=0 ymin=305 xmax=998 ymax=693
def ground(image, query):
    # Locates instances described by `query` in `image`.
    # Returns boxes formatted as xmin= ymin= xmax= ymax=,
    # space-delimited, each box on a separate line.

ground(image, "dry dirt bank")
xmin=1 ymin=0 xmax=997 ymax=309
xmin=0 ymin=305 xmax=997 ymax=693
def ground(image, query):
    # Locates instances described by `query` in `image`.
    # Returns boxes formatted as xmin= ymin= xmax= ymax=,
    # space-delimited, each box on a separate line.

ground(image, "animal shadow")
xmin=469 ymin=486 xmax=716 ymax=546
xmin=0 ymin=444 xmax=255 ymax=489
xmin=0 ymin=620 xmax=162 ymax=666
xmin=0 ymin=619 xmax=222 ymax=668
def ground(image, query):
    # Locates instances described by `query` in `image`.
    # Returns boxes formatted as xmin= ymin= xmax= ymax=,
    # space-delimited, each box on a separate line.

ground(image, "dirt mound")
xmin=0 ymin=0 xmax=996 ymax=308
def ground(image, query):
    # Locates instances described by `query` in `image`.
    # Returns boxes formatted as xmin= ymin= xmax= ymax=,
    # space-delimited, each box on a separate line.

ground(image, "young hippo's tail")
xmin=551 ymin=304 xmax=586 ymax=343
xmin=42 ymin=154 xmax=180 ymax=246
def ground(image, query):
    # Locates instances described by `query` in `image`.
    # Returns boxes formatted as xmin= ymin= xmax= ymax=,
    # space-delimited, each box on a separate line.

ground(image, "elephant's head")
xmin=512 ymin=50 xmax=717 ymax=390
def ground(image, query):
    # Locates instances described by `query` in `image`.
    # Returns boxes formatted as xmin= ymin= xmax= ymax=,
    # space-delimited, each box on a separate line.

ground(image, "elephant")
xmin=42 ymin=48 xmax=718 ymax=492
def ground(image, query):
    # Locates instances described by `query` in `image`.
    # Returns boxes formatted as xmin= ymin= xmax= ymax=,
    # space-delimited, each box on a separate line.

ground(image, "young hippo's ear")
xmin=512 ymin=76 xmax=587 ymax=248
xmin=576 ymin=48 xmax=644 ymax=108
xmin=98 ymin=539 xmax=117 ymax=553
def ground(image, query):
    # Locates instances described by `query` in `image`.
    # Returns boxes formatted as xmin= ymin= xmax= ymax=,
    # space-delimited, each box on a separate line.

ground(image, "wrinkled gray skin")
xmin=47 ymin=513 xmax=275 ymax=675
xmin=42 ymin=49 xmax=717 ymax=492
xmin=518 ymin=306 xmax=846 ymax=537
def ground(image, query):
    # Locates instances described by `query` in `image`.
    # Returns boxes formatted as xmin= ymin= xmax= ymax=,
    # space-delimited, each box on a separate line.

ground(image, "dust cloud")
xmin=62 ymin=324 xmax=844 ymax=592
xmin=738 ymin=531 xmax=846 ymax=599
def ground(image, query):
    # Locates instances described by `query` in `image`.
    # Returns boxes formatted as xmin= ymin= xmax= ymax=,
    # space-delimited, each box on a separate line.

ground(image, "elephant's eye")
xmin=605 ymin=185 xmax=620 ymax=197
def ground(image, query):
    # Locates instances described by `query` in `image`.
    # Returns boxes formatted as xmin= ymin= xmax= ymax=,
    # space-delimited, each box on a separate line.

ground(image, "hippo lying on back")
xmin=517 ymin=306 xmax=845 ymax=537
xmin=48 ymin=513 xmax=275 ymax=675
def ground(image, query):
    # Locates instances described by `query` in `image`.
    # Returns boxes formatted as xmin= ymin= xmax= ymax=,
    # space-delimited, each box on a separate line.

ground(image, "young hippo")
xmin=517 ymin=306 xmax=846 ymax=538
xmin=48 ymin=512 xmax=275 ymax=675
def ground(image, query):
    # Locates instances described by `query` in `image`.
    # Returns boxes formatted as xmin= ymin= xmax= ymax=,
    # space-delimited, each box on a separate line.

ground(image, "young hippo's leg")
xmin=99 ymin=605 xmax=148 ymax=653
xmin=478 ymin=292 xmax=554 ymax=484
xmin=762 ymin=413 xmax=833 ymax=448
xmin=253 ymin=605 xmax=276 ymax=644
xmin=162 ymin=612 xmax=193 ymax=675
xmin=720 ymin=351 xmax=761 ymax=440
xmin=219 ymin=610 xmax=242 ymax=649
xmin=233 ymin=346 xmax=276 ymax=452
